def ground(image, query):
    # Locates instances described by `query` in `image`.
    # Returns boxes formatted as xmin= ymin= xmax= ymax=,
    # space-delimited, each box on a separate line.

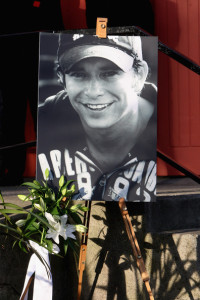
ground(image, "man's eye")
xmin=68 ymin=72 xmax=88 ymax=79
xmin=100 ymin=70 xmax=121 ymax=78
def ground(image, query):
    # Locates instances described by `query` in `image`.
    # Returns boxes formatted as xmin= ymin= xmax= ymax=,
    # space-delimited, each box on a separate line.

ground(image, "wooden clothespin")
xmin=96 ymin=17 xmax=108 ymax=38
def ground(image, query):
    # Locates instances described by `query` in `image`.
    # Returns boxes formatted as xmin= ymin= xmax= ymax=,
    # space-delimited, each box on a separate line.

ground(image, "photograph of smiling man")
xmin=36 ymin=32 xmax=158 ymax=202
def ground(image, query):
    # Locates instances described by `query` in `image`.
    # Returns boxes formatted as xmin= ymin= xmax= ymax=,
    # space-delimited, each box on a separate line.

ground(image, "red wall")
xmin=60 ymin=0 xmax=87 ymax=30
xmin=23 ymin=100 xmax=36 ymax=178
xmin=151 ymin=0 xmax=200 ymax=176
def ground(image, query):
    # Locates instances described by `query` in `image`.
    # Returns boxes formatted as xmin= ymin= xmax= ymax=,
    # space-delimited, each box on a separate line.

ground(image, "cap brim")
xmin=59 ymin=45 xmax=134 ymax=73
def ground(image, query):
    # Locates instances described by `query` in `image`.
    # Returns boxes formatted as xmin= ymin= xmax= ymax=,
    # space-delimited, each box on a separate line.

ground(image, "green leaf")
xmin=49 ymin=206 xmax=59 ymax=215
xmin=42 ymin=181 xmax=48 ymax=188
xmin=61 ymin=187 xmax=67 ymax=196
xmin=24 ymin=217 xmax=39 ymax=232
xmin=18 ymin=194 xmax=29 ymax=201
xmin=0 ymin=209 xmax=28 ymax=214
xmin=0 ymin=191 xmax=5 ymax=204
xmin=50 ymin=192 xmax=55 ymax=201
xmin=22 ymin=182 xmax=42 ymax=190
xmin=45 ymin=239 xmax=53 ymax=253
xmin=45 ymin=168 xmax=50 ymax=180
xmin=24 ymin=230 xmax=41 ymax=238
xmin=0 ymin=223 xmax=23 ymax=235
xmin=12 ymin=240 xmax=18 ymax=249
xmin=19 ymin=240 xmax=29 ymax=254
xmin=0 ymin=211 xmax=12 ymax=224
xmin=59 ymin=175 xmax=65 ymax=188
xmin=66 ymin=180 xmax=75 ymax=187
xmin=0 ymin=202 xmax=28 ymax=210
xmin=63 ymin=240 xmax=69 ymax=255
xmin=65 ymin=190 xmax=73 ymax=197
xmin=33 ymin=180 xmax=42 ymax=187
xmin=69 ymin=184 xmax=76 ymax=193
xmin=45 ymin=189 xmax=52 ymax=199
xmin=28 ymin=222 xmax=40 ymax=232
xmin=16 ymin=226 xmax=22 ymax=234
xmin=68 ymin=212 xmax=83 ymax=224
xmin=40 ymin=197 xmax=46 ymax=211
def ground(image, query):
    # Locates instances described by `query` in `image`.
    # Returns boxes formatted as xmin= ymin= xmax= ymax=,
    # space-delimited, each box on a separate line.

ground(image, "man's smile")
xmin=83 ymin=103 xmax=113 ymax=111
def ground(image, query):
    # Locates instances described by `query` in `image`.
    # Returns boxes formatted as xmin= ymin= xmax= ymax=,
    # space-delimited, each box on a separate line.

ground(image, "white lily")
xmin=45 ymin=212 xmax=76 ymax=244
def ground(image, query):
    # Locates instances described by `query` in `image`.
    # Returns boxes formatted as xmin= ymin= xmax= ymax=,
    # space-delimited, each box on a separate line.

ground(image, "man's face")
xmin=64 ymin=57 xmax=139 ymax=130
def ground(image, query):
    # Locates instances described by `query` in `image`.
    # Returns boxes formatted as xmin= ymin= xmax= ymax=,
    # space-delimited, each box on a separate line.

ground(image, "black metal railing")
xmin=0 ymin=26 xmax=199 ymax=184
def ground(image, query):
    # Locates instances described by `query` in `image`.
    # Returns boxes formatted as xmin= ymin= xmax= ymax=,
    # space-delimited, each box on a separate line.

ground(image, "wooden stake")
xmin=77 ymin=200 xmax=91 ymax=300
xmin=118 ymin=198 xmax=154 ymax=300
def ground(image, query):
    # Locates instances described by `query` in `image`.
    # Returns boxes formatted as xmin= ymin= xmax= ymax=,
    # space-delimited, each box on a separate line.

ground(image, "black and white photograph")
xmin=36 ymin=32 xmax=158 ymax=202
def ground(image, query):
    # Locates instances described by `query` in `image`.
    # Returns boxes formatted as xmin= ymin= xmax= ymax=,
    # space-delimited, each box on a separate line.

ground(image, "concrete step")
xmin=0 ymin=176 xmax=200 ymax=234
xmin=147 ymin=176 xmax=200 ymax=234
xmin=157 ymin=176 xmax=200 ymax=199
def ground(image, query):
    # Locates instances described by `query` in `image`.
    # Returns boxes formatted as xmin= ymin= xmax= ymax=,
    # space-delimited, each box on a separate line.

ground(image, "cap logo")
xmin=107 ymin=36 xmax=119 ymax=43
xmin=73 ymin=34 xmax=84 ymax=41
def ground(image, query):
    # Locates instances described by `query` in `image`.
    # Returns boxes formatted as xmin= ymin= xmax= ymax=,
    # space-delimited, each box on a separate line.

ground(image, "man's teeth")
xmin=86 ymin=103 xmax=110 ymax=110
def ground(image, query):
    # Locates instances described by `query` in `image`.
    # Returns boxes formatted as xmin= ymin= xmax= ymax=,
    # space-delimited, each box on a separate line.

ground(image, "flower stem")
xmin=40 ymin=227 xmax=45 ymax=244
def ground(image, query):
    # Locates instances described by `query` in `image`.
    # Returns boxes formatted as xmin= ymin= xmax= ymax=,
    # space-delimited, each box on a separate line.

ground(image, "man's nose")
xmin=84 ymin=77 xmax=104 ymax=98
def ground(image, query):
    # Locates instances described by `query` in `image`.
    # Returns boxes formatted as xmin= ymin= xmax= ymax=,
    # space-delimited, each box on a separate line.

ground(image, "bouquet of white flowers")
xmin=0 ymin=169 xmax=88 ymax=258
xmin=0 ymin=169 xmax=89 ymax=299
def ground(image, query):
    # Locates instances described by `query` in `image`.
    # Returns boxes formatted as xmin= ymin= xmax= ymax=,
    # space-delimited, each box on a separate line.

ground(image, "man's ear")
xmin=133 ymin=60 xmax=148 ymax=94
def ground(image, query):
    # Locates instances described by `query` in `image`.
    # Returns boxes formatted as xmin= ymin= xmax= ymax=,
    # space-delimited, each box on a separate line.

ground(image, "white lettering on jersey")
xmin=75 ymin=156 xmax=92 ymax=199
xmin=145 ymin=161 xmax=156 ymax=192
xmin=50 ymin=150 xmax=61 ymax=178
xmin=77 ymin=172 xmax=92 ymax=199
xmin=64 ymin=149 xmax=75 ymax=176
xmin=124 ymin=165 xmax=136 ymax=179
xmin=38 ymin=153 xmax=53 ymax=180
xmin=75 ymin=156 xmax=87 ymax=174
xmin=132 ymin=161 xmax=145 ymax=183
xmin=113 ymin=177 xmax=129 ymax=200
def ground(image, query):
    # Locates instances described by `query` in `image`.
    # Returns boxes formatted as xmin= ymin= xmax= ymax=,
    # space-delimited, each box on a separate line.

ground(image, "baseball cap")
xmin=57 ymin=34 xmax=143 ymax=73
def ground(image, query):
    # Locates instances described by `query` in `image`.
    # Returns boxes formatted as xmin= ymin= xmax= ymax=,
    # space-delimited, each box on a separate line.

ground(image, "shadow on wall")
xmin=81 ymin=201 xmax=199 ymax=300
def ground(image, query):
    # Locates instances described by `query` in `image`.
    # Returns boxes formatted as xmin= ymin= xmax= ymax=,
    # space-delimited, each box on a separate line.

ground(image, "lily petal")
xmin=60 ymin=214 xmax=68 ymax=226
xmin=45 ymin=212 xmax=58 ymax=227
xmin=52 ymin=243 xmax=60 ymax=254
